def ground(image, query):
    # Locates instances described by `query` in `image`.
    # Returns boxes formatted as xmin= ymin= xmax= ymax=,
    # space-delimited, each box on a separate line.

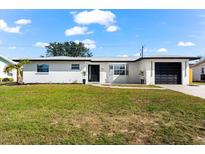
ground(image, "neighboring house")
xmin=13 ymin=55 xmax=198 ymax=85
xmin=191 ymin=59 xmax=205 ymax=82
xmin=0 ymin=55 xmax=17 ymax=81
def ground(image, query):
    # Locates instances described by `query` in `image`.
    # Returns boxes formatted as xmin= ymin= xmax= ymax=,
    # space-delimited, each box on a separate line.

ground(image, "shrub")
xmin=2 ymin=78 xmax=14 ymax=82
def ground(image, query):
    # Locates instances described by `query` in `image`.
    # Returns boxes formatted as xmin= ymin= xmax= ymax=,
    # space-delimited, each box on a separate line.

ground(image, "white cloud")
xmin=74 ymin=9 xmax=116 ymax=27
xmin=35 ymin=42 xmax=49 ymax=48
xmin=178 ymin=41 xmax=195 ymax=47
xmin=75 ymin=39 xmax=96 ymax=49
xmin=82 ymin=39 xmax=96 ymax=49
xmin=106 ymin=25 xmax=119 ymax=32
xmin=157 ymin=48 xmax=168 ymax=52
xmin=65 ymin=26 xmax=92 ymax=36
xmin=0 ymin=19 xmax=20 ymax=33
xmin=134 ymin=53 xmax=140 ymax=57
xmin=198 ymin=15 xmax=205 ymax=17
xmin=8 ymin=46 xmax=17 ymax=50
xmin=117 ymin=54 xmax=128 ymax=58
xmin=73 ymin=9 xmax=119 ymax=32
xmin=15 ymin=19 xmax=31 ymax=25
xmin=70 ymin=11 xmax=77 ymax=15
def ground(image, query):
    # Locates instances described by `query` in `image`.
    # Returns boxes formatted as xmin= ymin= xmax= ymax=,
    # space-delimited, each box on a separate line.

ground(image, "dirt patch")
xmin=50 ymin=112 xmax=160 ymax=144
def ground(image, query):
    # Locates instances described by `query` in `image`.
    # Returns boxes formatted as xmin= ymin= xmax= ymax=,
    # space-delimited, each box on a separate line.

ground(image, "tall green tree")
xmin=4 ymin=60 xmax=30 ymax=84
xmin=45 ymin=41 xmax=93 ymax=57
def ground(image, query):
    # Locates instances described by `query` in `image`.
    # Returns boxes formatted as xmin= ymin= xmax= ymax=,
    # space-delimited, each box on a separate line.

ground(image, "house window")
xmin=71 ymin=64 xmax=80 ymax=70
xmin=37 ymin=64 xmax=49 ymax=72
xmin=113 ymin=64 xmax=128 ymax=75
xmin=7 ymin=72 xmax=13 ymax=76
xmin=202 ymin=67 xmax=204 ymax=74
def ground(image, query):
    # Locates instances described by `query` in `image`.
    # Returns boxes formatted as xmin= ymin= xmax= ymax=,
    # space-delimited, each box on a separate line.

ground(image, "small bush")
xmin=2 ymin=78 xmax=14 ymax=82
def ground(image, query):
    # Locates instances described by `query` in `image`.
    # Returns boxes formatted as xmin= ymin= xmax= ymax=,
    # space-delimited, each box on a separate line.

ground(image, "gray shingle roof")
xmin=13 ymin=56 xmax=140 ymax=62
xmin=13 ymin=55 xmax=200 ymax=62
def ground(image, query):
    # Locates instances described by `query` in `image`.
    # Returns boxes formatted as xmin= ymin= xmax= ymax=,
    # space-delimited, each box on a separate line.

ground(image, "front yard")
xmin=102 ymin=84 xmax=160 ymax=88
xmin=0 ymin=84 xmax=205 ymax=144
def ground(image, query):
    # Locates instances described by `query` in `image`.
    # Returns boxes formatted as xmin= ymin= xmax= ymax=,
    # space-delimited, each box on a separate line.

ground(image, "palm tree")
xmin=4 ymin=60 xmax=30 ymax=84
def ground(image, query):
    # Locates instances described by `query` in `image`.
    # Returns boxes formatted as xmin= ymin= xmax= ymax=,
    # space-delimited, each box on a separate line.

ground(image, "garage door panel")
xmin=155 ymin=62 xmax=182 ymax=84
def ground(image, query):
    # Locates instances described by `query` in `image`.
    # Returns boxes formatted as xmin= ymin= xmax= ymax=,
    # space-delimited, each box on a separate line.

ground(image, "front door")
xmin=88 ymin=65 xmax=100 ymax=82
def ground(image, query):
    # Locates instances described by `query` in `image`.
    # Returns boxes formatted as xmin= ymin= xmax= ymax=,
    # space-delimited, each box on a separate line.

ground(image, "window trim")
xmin=37 ymin=64 xmax=49 ymax=72
xmin=71 ymin=64 xmax=80 ymax=70
xmin=112 ymin=63 xmax=128 ymax=76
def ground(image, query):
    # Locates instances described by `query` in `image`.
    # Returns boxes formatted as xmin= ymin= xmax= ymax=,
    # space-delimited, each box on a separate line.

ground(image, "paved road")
xmin=159 ymin=85 xmax=205 ymax=99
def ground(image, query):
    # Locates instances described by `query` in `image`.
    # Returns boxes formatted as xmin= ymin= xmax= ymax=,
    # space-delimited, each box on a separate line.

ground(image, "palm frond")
xmin=4 ymin=64 xmax=16 ymax=73
xmin=18 ymin=59 xmax=30 ymax=67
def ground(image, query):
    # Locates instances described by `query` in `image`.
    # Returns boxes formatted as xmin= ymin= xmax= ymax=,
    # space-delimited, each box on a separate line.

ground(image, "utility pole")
xmin=140 ymin=45 xmax=144 ymax=58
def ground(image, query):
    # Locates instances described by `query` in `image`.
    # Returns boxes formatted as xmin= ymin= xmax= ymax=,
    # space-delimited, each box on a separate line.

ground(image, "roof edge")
xmin=13 ymin=56 xmax=200 ymax=62
xmin=0 ymin=55 xmax=16 ymax=64
xmin=139 ymin=56 xmax=200 ymax=60
xmin=190 ymin=59 xmax=205 ymax=68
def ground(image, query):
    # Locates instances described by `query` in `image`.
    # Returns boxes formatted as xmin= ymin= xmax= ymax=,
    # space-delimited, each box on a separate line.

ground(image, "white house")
xmin=13 ymin=55 xmax=198 ymax=85
xmin=191 ymin=59 xmax=205 ymax=82
xmin=0 ymin=55 xmax=17 ymax=82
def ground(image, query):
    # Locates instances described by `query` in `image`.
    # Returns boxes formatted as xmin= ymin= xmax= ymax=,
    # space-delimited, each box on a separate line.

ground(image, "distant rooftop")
xmin=190 ymin=57 xmax=205 ymax=68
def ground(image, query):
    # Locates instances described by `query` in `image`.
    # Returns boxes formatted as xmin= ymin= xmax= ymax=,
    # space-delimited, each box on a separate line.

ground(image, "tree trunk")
xmin=16 ymin=69 xmax=20 ymax=85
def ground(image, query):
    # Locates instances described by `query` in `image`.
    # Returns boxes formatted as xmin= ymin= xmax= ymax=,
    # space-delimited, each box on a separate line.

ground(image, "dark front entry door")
xmin=155 ymin=62 xmax=182 ymax=84
xmin=88 ymin=65 xmax=100 ymax=82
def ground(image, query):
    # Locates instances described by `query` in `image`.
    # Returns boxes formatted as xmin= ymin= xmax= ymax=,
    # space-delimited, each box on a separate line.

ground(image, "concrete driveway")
xmin=159 ymin=85 xmax=205 ymax=99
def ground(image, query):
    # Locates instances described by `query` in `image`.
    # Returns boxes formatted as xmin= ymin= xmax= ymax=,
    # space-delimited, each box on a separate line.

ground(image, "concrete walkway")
xmin=91 ymin=84 xmax=165 ymax=90
xmin=159 ymin=85 xmax=205 ymax=99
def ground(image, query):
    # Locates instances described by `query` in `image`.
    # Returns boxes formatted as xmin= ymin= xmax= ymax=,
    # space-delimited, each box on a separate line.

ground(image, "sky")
xmin=0 ymin=9 xmax=205 ymax=58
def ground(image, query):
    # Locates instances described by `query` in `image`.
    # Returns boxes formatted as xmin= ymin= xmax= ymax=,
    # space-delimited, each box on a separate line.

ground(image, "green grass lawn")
xmin=102 ymin=84 xmax=160 ymax=88
xmin=0 ymin=82 xmax=17 ymax=86
xmin=0 ymin=84 xmax=205 ymax=144
xmin=193 ymin=82 xmax=205 ymax=85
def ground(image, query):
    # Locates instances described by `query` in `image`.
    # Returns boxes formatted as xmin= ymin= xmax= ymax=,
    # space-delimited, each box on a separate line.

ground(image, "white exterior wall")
xmin=22 ymin=59 xmax=190 ymax=85
xmin=192 ymin=63 xmax=205 ymax=81
xmin=23 ymin=61 xmax=139 ymax=84
xmin=139 ymin=59 xmax=189 ymax=85
xmin=0 ymin=59 xmax=16 ymax=81
xmin=23 ymin=61 xmax=87 ymax=83
xmin=95 ymin=62 xmax=138 ymax=84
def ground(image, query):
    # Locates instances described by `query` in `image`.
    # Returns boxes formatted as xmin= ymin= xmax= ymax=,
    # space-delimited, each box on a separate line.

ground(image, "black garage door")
xmin=155 ymin=62 xmax=182 ymax=84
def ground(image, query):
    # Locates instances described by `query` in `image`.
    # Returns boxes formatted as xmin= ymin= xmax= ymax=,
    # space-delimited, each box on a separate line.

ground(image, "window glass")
xmin=202 ymin=67 xmax=204 ymax=74
xmin=113 ymin=64 xmax=128 ymax=75
xmin=7 ymin=72 xmax=13 ymax=76
xmin=114 ymin=64 xmax=125 ymax=70
xmin=37 ymin=64 xmax=49 ymax=72
xmin=71 ymin=64 xmax=80 ymax=70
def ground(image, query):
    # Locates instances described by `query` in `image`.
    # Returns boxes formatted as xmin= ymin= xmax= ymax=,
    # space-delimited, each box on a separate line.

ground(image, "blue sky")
xmin=0 ymin=9 xmax=205 ymax=58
